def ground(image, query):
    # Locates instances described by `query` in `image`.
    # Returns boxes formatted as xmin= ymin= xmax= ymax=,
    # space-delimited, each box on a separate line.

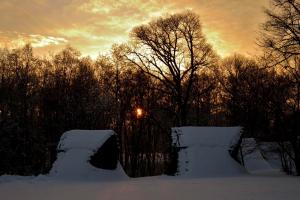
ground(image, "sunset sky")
xmin=0 ymin=0 xmax=269 ymax=58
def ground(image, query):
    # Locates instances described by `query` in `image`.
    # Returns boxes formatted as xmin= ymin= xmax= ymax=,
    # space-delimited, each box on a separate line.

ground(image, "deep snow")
xmin=1 ymin=127 xmax=299 ymax=200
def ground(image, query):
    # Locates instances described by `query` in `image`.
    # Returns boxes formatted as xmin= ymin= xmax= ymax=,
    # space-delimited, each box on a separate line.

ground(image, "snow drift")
xmin=172 ymin=127 xmax=247 ymax=177
xmin=49 ymin=130 xmax=127 ymax=180
xmin=242 ymin=138 xmax=281 ymax=174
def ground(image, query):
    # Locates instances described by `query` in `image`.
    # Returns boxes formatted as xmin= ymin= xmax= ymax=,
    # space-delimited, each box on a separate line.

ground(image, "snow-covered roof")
xmin=57 ymin=130 xmax=115 ymax=151
xmin=172 ymin=127 xmax=241 ymax=147
xmin=172 ymin=126 xmax=246 ymax=177
xmin=49 ymin=130 xmax=127 ymax=181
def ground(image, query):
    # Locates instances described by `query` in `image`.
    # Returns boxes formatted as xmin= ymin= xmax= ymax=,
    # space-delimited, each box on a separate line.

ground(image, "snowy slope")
xmin=242 ymin=138 xmax=280 ymax=174
xmin=49 ymin=130 xmax=127 ymax=180
xmin=172 ymin=127 xmax=246 ymax=177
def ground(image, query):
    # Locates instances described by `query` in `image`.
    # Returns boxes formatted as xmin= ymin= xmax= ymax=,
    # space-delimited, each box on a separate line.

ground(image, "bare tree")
xmin=260 ymin=0 xmax=300 ymax=175
xmin=261 ymin=0 xmax=300 ymax=110
xmin=126 ymin=11 xmax=217 ymax=126
xmin=262 ymin=0 xmax=300 ymax=59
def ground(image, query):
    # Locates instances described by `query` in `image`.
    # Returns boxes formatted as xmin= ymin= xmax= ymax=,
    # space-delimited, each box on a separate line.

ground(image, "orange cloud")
xmin=0 ymin=0 xmax=270 ymax=58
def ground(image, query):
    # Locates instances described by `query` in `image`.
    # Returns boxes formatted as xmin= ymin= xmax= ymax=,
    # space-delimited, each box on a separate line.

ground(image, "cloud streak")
xmin=0 ymin=32 xmax=67 ymax=49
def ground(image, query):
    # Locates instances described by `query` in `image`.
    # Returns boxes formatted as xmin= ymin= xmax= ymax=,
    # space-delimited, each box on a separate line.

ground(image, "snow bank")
xmin=258 ymin=142 xmax=282 ymax=169
xmin=242 ymin=138 xmax=281 ymax=174
xmin=49 ymin=130 xmax=127 ymax=181
xmin=172 ymin=126 xmax=246 ymax=177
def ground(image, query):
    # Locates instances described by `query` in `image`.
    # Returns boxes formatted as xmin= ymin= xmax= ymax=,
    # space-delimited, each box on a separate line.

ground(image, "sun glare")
xmin=136 ymin=108 xmax=143 ymax=118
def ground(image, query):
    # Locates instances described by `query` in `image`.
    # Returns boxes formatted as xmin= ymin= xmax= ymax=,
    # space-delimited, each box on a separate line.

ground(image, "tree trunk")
xmin=180 ymin=106 xmax=187 ymax=126
xmin=291 ymin=139 xmax=300 ymax=175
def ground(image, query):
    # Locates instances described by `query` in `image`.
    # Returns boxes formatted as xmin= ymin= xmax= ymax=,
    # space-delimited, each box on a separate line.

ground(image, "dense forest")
xmin=0 ymin=0 xmax=299 ymax=177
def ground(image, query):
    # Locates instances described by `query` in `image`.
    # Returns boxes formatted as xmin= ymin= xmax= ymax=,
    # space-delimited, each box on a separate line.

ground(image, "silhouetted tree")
xmin=126 ymin=11 xmax=217 ymax=126
xmin=261 ymin=0 xmax=300 ymax=175
xmin=0 ymin=45 xmax=47 ymax=175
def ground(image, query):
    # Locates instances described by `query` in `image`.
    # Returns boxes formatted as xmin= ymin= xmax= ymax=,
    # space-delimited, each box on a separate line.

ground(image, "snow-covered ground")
xmin=1 ymin=175 xmax=300 ymax=200
xmin=1 ymin=128 xmax=300 ymax=200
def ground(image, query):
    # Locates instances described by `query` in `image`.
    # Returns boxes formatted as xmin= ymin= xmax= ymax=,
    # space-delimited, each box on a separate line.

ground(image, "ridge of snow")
xmin=242 ymin=138 xmax=281 ymax=174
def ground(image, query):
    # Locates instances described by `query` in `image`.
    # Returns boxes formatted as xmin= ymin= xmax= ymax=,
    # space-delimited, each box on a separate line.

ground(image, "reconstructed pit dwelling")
xmin=50 ymin=127 xmax=273 ymax=179
xmin=171 ymin=127 xmax=246 ymax=177
xmin=49 ymin=130 xmax=127 ymax=180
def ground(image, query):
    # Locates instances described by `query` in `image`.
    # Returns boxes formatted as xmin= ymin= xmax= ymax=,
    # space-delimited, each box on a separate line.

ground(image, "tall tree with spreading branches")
xmin=126 ymin=11 xmax=217 ymax=126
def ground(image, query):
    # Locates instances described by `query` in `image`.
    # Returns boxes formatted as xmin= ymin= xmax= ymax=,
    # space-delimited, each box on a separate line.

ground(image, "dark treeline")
xmin=0 ymin=0 xmax=299 ymax=176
